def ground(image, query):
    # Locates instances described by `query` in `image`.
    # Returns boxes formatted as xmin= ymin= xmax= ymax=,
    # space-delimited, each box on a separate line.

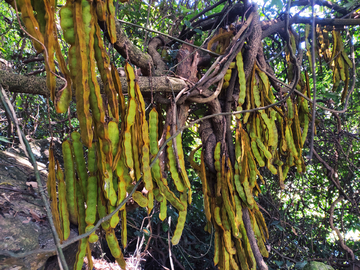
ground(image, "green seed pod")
xmin=214 ymin=206 xmax=223 ymax=227
xmin=97 ymin=185 xmax=110 ymax=230
xmin=171 ymin=208 xmax=187 ymax=245
xmin=71 ymin=131 xmax=88 ymax=194
xmin=159 ymin=198 xmax=167 ymax=221
xmin=156 ymin=180 xmax=185 ymax=212
xmin=213 ymin=230 xmax=220 ymax=266
xmin=236 ymin=51 xmax=246 ymax=105
xmin=105 ymin=229 xmax=126 ymax=269
xmin=62 ymin=140 xmax=78 ymax=225
xmin=108 ymin=203 xmax=120 ymax=228
xmin=57 ymin=161 xmax=70 ymax=240
xmin=166 ymin=127 xmax=185 ymax=192
xmin=223 ymin=230 xmax=236 ymax=254
xmin=85 ymin=225 xmax=99 ymax=243
xmin=74 ymin=238 xmax=88 ymax=270
xmin=132 ymin=191 xmax=148 ymax=208
xmin=85 ymin=175 xmax=98 ymax=226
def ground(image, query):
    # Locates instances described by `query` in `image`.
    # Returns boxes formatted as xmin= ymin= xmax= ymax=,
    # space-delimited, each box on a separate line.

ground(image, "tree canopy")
xmin=0 ymin=0 xmax=359 ymax=269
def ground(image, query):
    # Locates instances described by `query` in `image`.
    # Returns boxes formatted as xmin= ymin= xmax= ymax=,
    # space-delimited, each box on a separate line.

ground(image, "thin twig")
xmin=118 ymin=19 xmax=220 ymax=56
xmin=168 ymin=216 xmax=174 ymax=270
xmin=329 ymin=196 xmax=355 ymax=261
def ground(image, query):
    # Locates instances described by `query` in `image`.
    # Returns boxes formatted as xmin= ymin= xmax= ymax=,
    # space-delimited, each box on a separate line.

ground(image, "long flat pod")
xmin=62 ymin=140 xmax=78 ymax=224
xmin=166 ymin=126 xmax=185 ymax=192
xmin=47 ymin=147 xmax=63 ymax=240
xmin=121 ymin=209 xmax=127 ymax=248
xmin=106 ymin=0 xmax=117 ymax=43
xmin=236 ymin=51 xmax=246 ymax=106
xmin=111 ymin=63 xmax=126 ymax=169
xmin=17 ymin=0 xmax=45 ymax=53
xmin=131 ymin=123 xmax=142 ymax=181
xmin=171 ymin=192 xmax=188 ymax=245
xmin=97 ymin=179 xmax=111 ymax=230
xmin=85 ymin=175 xmax=97 ymax=230
xmin=74 ymin=180 xmax=88 ymax=270
xmin=111 ymin=62 xmax=126 ymax=123
xmin=54 ymin=41 xmax=72 ymax=113
xmin=123 ymin=63 xmax=137 ymax=177
xmin=73 ymin=0 xmax=93 ymax=147
xmin=200 ymin=152 xmax=211 ymax=222
xmin=134 ymin=79 xmax=153 ymax=195
xmin=56 ymin=161 xmax=70 ymax=240
xmin=155 ymin=178 xmax=185 ymax=212
xmin=93 ymin=16 xmax=118 ymax=120
xmin=71 ymin=131 xmax=88 ymax=195
xmin=105 ymin=228 xmax=126 ymax=269
xmin=43 ymin=0 xmax=56 ymax=103
xmin=88 ymin=6 xmax=107 ymax=131
xmin=175 ymin=132 xmax=192 ymax=203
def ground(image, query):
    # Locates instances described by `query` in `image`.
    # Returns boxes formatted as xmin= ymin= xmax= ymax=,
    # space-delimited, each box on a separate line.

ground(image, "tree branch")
xmin=242 ymin=208 xmax=268 ymax=270
xmin=0 ymin=70 xmax=187 ymax=96
xmin=291 ymin=0 xmax=351 ymax=15
xmin=261 ymin=16 xmax=360 ymax=39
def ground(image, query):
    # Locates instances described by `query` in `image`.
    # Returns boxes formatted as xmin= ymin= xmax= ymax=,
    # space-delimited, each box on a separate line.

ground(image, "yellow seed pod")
xmin=56 ymin=160 xmax=70 ymax=240
xmin=121 ymin=209 xmax=127 ymax=248
xmin=213 ymin=230 xmax=220 ymax=266
xmin=74 ymin=238 xmax=88 ymax=270
xmin=105 ymin=228 xmax=126 ymax=269
xmin=132 ymin=191 xmax=148 ymax=208
xmin=236 ymin=51 xmax=246 ymax=105
xmin=166 ymin=127 xmax=185 ymax=192
xmin=171 ymin=192 xmax=188 ymax=245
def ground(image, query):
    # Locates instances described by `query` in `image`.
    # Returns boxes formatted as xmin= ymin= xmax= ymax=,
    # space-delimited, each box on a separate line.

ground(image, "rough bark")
xmin=243 ymin=8 xmax=262 ymax=80
xmin=147 ymin=36 xmax=167 ymax=75
xmin=261 ymin=16 xmax=360 ymax=39
xmin=0 ymin=70 xmax=187 ymax=97
xmin=113 ymin=20 xmax=154 ymax=76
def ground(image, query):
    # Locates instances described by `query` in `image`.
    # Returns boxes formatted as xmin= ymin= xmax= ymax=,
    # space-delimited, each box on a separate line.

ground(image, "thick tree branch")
xmin=147 ymin=36 xmax=167 ymax=75
xmin=291 ymin=0 xmax=351 ymax=15
xmin=0 ymin=70 xmax=187 ymax=96
xmin=261 ymin=16 xmax=360 ymax=39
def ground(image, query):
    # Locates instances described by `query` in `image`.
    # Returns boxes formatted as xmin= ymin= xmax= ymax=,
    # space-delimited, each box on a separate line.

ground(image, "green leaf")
xmin=269 ymin=0 xmax=283 ymax=10
xmin=295 ymin=261 xmax=308 ymax=269
xmin=0 ymin=136 xmax=10 ymax=143
xmin=323 ymin=92 xmax=338 ymax=99
xmin=274 ymin=223 xmax=285 ymax=231
xmin=194 ymin=29 xmax=203 ymax=35
xmin=184 ymin=20 xmax=192 ymax=28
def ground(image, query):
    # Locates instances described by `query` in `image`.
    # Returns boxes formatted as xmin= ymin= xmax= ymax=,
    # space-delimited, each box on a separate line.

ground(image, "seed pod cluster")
xmin=18 ymin=3 xmax=336 ymax=269
xmin=305 ymin=26 xmax=352 ymax=103
xmin=330 ymin=30 xmax=352 ymax=102
xmin=15 ymin=0 xmax=72 ymax=111
xmin=45 ymin=58 xmax=192 ymax=268
xmin=14 ymin=0 xmax=136 ymax=268
xmin=186 ymin=50 xmax=314 ymax=268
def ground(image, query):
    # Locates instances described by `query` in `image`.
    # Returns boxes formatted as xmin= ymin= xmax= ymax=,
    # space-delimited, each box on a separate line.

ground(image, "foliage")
xmin=0 ymin=0 xmax=359 ymax=270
